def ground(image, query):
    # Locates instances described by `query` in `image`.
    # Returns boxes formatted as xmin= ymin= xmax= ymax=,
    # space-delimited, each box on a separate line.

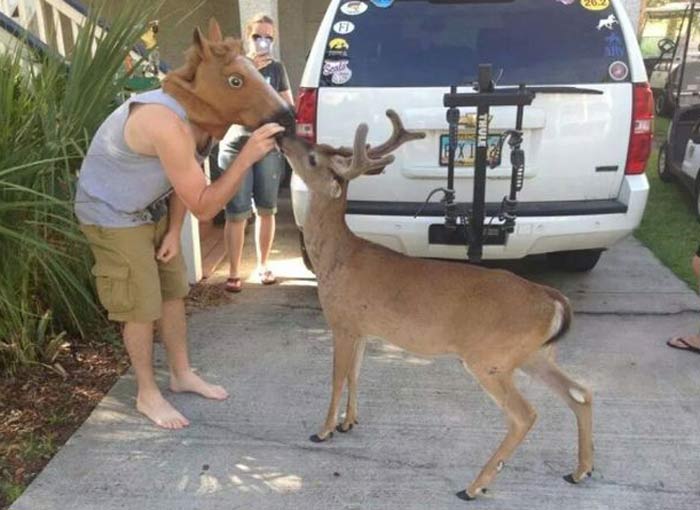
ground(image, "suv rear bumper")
xmin=291 ymin=175 xmax=649 ymax=260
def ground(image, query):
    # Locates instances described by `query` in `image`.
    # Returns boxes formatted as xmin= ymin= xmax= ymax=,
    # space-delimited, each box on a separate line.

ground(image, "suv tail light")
xmin=296 ymin=87 xmax=318 ymax=144
xmin=625 ymin=83 xmax=654 ymax=175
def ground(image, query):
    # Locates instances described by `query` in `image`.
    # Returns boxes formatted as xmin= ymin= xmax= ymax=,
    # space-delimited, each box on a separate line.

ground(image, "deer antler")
xmin=327 ymin=110 xmax=426 ymax=180
xmin=368 ymin=109 xmax=426 ymax=158
xmin=330 ymin=124 xmax=396 ymax=181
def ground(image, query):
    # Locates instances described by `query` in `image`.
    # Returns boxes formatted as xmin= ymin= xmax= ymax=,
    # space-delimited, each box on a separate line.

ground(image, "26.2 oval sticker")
xmin=333 ymin=21 xmax=355 ymax=35
xmin=581 ymin=0 xmax=609 ymax=10
xmin=340 ymin=1 xmax=368 ymax=16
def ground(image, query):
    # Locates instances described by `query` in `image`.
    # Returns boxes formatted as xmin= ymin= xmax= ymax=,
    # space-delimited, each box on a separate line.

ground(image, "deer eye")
xmin=308 ymin=153 xmax=317 ymax=167
xmin=227 ymin=74 xmax=244 ymax=89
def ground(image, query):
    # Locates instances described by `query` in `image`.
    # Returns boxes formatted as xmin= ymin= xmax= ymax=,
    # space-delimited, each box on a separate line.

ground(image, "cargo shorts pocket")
xmin=92 ymin=265 xmax=133 ymax=314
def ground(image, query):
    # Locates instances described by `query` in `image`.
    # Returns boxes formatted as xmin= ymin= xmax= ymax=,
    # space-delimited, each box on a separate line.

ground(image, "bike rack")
xmin=418 ymin=64 xmax=536 ymax=263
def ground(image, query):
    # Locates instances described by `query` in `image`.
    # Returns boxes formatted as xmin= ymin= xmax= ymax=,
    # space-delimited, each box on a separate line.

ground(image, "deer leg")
xmin=458 ymin=366 xmax=537 ymax=500
xmin=338 ymin=339 xmax=366 ymax=433
xmin=521 ymin=349 xmax=593 ymax=484
xmin=310 ymin=333 xmax=358 ymax=443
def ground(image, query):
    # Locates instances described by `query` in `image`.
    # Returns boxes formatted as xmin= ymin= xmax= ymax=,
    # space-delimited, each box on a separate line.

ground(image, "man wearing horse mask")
xmin=74 ymin=20 xmax=294 ymax=429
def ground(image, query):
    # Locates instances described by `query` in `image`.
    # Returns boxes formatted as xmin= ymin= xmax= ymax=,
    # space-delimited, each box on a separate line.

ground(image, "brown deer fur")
xmin=280 ymin=111 xmax=593 ymax=500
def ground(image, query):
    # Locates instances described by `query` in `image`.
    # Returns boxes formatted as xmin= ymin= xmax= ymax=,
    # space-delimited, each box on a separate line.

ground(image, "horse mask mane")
xmin=162 ymin=19 xmax=255 ymax=139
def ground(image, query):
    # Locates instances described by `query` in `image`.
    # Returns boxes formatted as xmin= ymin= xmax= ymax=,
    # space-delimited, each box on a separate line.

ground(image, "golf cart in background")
xmin=639 ymin=1 xmax=700 ymax=116
xmin=656 ymin=1 xmax=700 ymax=217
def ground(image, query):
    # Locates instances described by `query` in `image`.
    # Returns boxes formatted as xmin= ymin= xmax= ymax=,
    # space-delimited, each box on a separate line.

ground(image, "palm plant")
xmin=0 ymin=0 xmax=162 ymax=374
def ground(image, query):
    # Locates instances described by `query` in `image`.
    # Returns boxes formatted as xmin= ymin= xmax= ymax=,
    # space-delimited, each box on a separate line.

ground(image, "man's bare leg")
xmin=161 ymin=298 xmax=229 ymax=400
xmin=123 ymin=321 xmax=190 ymax=429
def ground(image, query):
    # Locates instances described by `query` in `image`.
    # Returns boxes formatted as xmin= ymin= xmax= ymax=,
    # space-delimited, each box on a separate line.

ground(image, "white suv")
xmin=292 ymin=0 xmax=652 ymax=272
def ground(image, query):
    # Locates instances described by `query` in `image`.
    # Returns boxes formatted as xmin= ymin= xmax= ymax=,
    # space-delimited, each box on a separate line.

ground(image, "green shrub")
xmin=0 ymin=1 xmax=161 ymax=375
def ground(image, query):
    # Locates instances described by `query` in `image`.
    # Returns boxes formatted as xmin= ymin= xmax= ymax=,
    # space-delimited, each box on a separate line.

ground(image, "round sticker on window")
xmin=608 ymin=61 xmax=629 ymax=81
xmin=340 ymin=1 xmax=368 ymax=15
xmin=370 ymin=0 xmax=395 ymax=7
xmin=323 ymin=59 xmax=350 ymax=76
xmin=333 ymin=21 xmax=355 ymax=35
xmin=581 ymin=0 xmax=609 ymax=10
xmin=332 ymin=67 xmax=353 ymax=85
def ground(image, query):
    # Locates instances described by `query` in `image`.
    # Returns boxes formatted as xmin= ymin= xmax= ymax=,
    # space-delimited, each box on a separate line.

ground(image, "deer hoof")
xmin=563 ymin=471 xmax=592 ymax=485
xmin=455 ymin=490 xmax=475 ymax=501
xmin=309 ymin=432 xmax=333 ymax=443
xmin=336 ymin=423 xmax=353 ymax=433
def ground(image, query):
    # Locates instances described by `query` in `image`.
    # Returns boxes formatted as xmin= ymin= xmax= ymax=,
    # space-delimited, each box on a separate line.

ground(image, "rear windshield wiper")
xmin=497 ymin=86 xmax=604 ymax=95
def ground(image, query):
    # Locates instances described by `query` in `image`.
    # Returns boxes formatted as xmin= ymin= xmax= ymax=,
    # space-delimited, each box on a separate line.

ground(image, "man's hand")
xmin=156 ymin=230 xmax=181 ymax=263
xmin=236 ymin=123 xmax=285 ymax=168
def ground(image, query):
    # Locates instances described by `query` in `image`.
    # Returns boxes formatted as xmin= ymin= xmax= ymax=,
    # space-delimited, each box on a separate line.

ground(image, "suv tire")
xmin=655 ymin=91 xmax=672 ymax=118
xmin=546 ymin=249 xmax=603 ymax=272
xmin=657 ymin=142 xmax=673 ymax=182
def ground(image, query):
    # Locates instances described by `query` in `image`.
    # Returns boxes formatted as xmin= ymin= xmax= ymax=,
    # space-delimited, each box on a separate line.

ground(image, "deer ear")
xmin=208 ymin=18 xmax=223 ymax=42
xmin=193 ymin=27 xmax=212 ymax=60
xmin=327 ymin=179 xmax=342 ymax=199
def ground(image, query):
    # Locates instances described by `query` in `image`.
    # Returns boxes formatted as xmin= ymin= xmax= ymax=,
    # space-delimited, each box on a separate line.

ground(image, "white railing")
xmin=0 ymin=0 xmax=164 ymax=79
xmin=1 ymin=0 xmax=93 ymax=57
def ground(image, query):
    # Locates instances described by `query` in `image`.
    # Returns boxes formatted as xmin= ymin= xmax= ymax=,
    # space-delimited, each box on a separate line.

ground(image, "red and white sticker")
xmin=340 ymin=1 xmax=368 ymax=16
xmin=608 ymin=61 xmax=629 ymax=81
xmin=323 ymin=59 xmax=350 ymax=76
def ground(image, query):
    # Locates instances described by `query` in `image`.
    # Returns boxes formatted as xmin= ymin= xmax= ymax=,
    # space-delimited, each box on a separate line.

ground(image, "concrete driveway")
xmin=11 ymin=193 xmax=700 ymax=510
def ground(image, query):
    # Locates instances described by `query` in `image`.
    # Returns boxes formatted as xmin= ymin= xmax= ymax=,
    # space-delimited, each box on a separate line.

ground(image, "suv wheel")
xmin=657 ymin=142 xmax=673 ymax=182
xmin=655 ymin=92 xmax=670 ymax=117
xmin=546 ymin=249 xmax=603 ymax=272
xmin=299 ymin=231 xmax=314 ymax=273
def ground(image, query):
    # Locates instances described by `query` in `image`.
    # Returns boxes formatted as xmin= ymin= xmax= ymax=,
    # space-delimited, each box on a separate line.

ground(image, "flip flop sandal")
xmin=225 ymin=277 xmax=242 ymax=293
xmin=666 ymin=337 xmax=700 ymax=355
xmin=258 ymin=269 xmax=277 ymax=285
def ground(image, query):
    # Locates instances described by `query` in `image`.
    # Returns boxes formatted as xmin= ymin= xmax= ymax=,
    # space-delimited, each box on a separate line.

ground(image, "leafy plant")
xmin=0 ymin=1 xmax=161 ymax=375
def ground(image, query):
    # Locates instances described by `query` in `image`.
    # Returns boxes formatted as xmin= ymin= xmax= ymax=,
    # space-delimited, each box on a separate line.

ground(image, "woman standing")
xmin=219 ymin=14 xmax=294 ymax=292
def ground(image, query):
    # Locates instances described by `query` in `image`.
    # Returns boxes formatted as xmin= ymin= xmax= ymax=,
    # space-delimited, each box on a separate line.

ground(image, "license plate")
xmin=439 ymin=133 xmax=503 ymax=167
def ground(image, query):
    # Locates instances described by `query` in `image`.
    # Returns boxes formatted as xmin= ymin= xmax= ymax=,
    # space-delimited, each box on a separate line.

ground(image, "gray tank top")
xmin=74 ymin=89 xmax=212 ymax=227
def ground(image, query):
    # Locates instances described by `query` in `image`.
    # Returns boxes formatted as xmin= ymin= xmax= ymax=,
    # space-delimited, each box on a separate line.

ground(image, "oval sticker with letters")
xmin=341 ymin=1 xmax=368 ymax=16
xmin=581 ymin=0 xmax=609 ymax=11
xmin=333 ymin=21 xmax=355 ymax=35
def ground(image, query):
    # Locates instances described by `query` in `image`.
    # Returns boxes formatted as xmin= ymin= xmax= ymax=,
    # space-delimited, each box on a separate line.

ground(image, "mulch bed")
xmin=0 ymin=286 xmax=230 ymax=509
xmin=0 ymin=343 xmax=129 ymax=510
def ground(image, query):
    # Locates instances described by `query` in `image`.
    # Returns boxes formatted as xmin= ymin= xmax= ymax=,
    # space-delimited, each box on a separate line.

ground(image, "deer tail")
xmin=542 ymin=287 xmax=573 ymax=346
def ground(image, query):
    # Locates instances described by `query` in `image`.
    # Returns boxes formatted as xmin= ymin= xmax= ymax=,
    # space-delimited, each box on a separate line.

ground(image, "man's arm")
xmin=168 ymin=193 xmax=188 ymax=233
xmin=155 ymin=194 xmax=188 ymax=263
xmin=132 ymin=106 xmax=283 ymax=221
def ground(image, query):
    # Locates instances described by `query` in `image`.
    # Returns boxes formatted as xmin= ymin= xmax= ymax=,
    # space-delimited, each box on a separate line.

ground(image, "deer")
xmin=279 ymin=111 xmax=593 ymax=501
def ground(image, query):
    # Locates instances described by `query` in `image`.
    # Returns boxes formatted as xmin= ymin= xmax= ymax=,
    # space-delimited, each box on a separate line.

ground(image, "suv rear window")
xmin=322 ymin=0 xmax=630 ymax=87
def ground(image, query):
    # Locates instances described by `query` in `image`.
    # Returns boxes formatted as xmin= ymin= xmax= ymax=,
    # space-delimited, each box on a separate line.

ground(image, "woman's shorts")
xmin=218 ymin=144 xmax=285 ymax=221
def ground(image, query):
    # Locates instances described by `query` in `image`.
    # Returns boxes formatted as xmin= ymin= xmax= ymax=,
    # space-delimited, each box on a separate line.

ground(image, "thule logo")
xmin=477 ymin=114 xmax=489 ymax=148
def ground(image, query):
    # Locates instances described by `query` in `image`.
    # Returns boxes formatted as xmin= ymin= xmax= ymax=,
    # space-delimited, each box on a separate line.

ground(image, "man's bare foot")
xmin=170 ymin=370 xmax=229 ymax=400
xmin=136 ymin=392 xmax=190 ymax=430
xmin=667 ymin=335 xmax=700 ymax=354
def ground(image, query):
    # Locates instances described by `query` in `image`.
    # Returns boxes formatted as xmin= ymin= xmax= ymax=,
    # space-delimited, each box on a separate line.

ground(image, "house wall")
xmin=83 ymin=0 xmax=241 ymax=69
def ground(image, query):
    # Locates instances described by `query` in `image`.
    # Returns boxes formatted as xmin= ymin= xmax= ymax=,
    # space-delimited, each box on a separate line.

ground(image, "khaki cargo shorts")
xmin=80 ymin=218 xmax=190 ymax=323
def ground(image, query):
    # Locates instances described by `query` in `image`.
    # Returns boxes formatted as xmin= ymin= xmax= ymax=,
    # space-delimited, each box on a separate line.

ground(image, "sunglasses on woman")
xmin=252 ymin=34 xmax=274 ymax=42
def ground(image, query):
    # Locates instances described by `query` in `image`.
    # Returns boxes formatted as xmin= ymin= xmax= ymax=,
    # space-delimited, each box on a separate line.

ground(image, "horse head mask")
xmin=162 ymin=18 xmax=294 ymax=139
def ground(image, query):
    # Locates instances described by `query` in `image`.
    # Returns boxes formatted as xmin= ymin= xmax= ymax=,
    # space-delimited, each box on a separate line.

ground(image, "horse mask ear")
xmin=193 ymin=26 xmax=212 ymax=60
xmin=208 ymin=18 xmax=223 ymax=43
